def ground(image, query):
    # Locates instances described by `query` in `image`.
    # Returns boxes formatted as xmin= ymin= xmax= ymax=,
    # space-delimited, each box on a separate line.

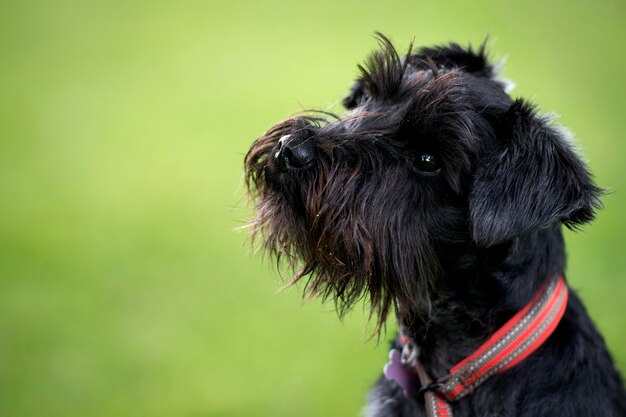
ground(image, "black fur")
xmin=244 ymin=34 xmax=626 ymax=416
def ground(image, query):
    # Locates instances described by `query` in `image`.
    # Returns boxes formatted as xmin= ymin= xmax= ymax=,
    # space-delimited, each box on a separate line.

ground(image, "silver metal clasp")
xmin=401 ymin=339 xmax=419 ymax=366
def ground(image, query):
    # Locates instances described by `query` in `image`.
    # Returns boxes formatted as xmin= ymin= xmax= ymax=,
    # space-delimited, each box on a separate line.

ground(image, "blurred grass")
xmin=0 ymin=1 xmax=625 ymax=416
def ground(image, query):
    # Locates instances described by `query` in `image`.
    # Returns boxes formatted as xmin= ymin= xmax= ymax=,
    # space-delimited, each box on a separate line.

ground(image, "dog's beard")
xmin=245 ymin=120 xmax=442 ymax=333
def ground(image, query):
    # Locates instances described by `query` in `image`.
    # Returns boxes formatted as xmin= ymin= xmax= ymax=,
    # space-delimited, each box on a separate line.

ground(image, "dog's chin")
xmin=247 ymin=194 xmax=433 ymax=333
xmin=247 ymin=190 xmax=377 ymax=324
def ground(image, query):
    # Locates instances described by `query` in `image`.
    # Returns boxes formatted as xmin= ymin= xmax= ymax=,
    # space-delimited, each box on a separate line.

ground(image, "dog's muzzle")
xmin=274 ymin=131 xmax=317 ymax=171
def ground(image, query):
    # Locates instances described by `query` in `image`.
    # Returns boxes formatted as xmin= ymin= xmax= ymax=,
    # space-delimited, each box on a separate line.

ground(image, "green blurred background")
xmin=1 ymin=1 xmax=625 ymax=416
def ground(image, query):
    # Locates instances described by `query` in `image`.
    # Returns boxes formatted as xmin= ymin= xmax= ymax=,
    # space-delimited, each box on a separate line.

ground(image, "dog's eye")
xmin=416 ymin=152 xmax=439 ymax=172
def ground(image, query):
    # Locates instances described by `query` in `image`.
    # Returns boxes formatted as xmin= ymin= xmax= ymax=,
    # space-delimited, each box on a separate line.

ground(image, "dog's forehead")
xmin=344 ymin=49 xmax=511 ymax=117
xmin=334 ymin=71 xmax=445 ymax=134
xmin=403 ymin=65 xmax=436 ymax=87
xmin=366 ymin=62 xmax=444 ymax=99
xmin=352 ymin=66 xmax=500 ymax=111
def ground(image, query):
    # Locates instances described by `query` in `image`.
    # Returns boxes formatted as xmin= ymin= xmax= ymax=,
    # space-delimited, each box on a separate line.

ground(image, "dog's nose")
xmin=275 ymin=133 xmax=316 ymax=170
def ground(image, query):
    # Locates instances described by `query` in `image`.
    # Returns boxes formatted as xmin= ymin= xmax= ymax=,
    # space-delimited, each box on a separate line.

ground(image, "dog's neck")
xmin=400 ymin=226 xmax=566 ymax=378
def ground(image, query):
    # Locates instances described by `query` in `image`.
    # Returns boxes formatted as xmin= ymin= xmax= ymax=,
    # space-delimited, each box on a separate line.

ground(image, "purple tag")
xmin=383 ymin=349 xmax=418 ymax=397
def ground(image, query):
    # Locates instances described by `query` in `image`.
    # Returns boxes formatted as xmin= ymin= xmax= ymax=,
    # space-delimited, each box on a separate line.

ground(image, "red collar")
xmin=385 ymin=275 xmax=568 ymax=417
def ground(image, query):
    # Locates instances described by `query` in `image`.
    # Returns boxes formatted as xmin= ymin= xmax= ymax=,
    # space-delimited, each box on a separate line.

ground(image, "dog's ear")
xmin=469 ymin=99 xmax=603 ymax=247
xmin=343 ymin=79 xmax=365 ymax=109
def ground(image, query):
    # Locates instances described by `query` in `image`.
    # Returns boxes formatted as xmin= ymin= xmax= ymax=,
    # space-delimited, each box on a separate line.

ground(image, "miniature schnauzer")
xmin=244 ymin=34 xmax=626 ymax=417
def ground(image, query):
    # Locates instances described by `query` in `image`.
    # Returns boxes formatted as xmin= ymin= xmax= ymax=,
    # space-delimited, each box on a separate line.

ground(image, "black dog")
xmin=244 ymin=35 xmax=626 ymax=416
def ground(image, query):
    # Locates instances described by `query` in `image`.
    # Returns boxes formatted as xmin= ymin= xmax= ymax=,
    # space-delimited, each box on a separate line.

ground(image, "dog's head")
xmin=244 ymin=34 xmax=601 ymax=329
